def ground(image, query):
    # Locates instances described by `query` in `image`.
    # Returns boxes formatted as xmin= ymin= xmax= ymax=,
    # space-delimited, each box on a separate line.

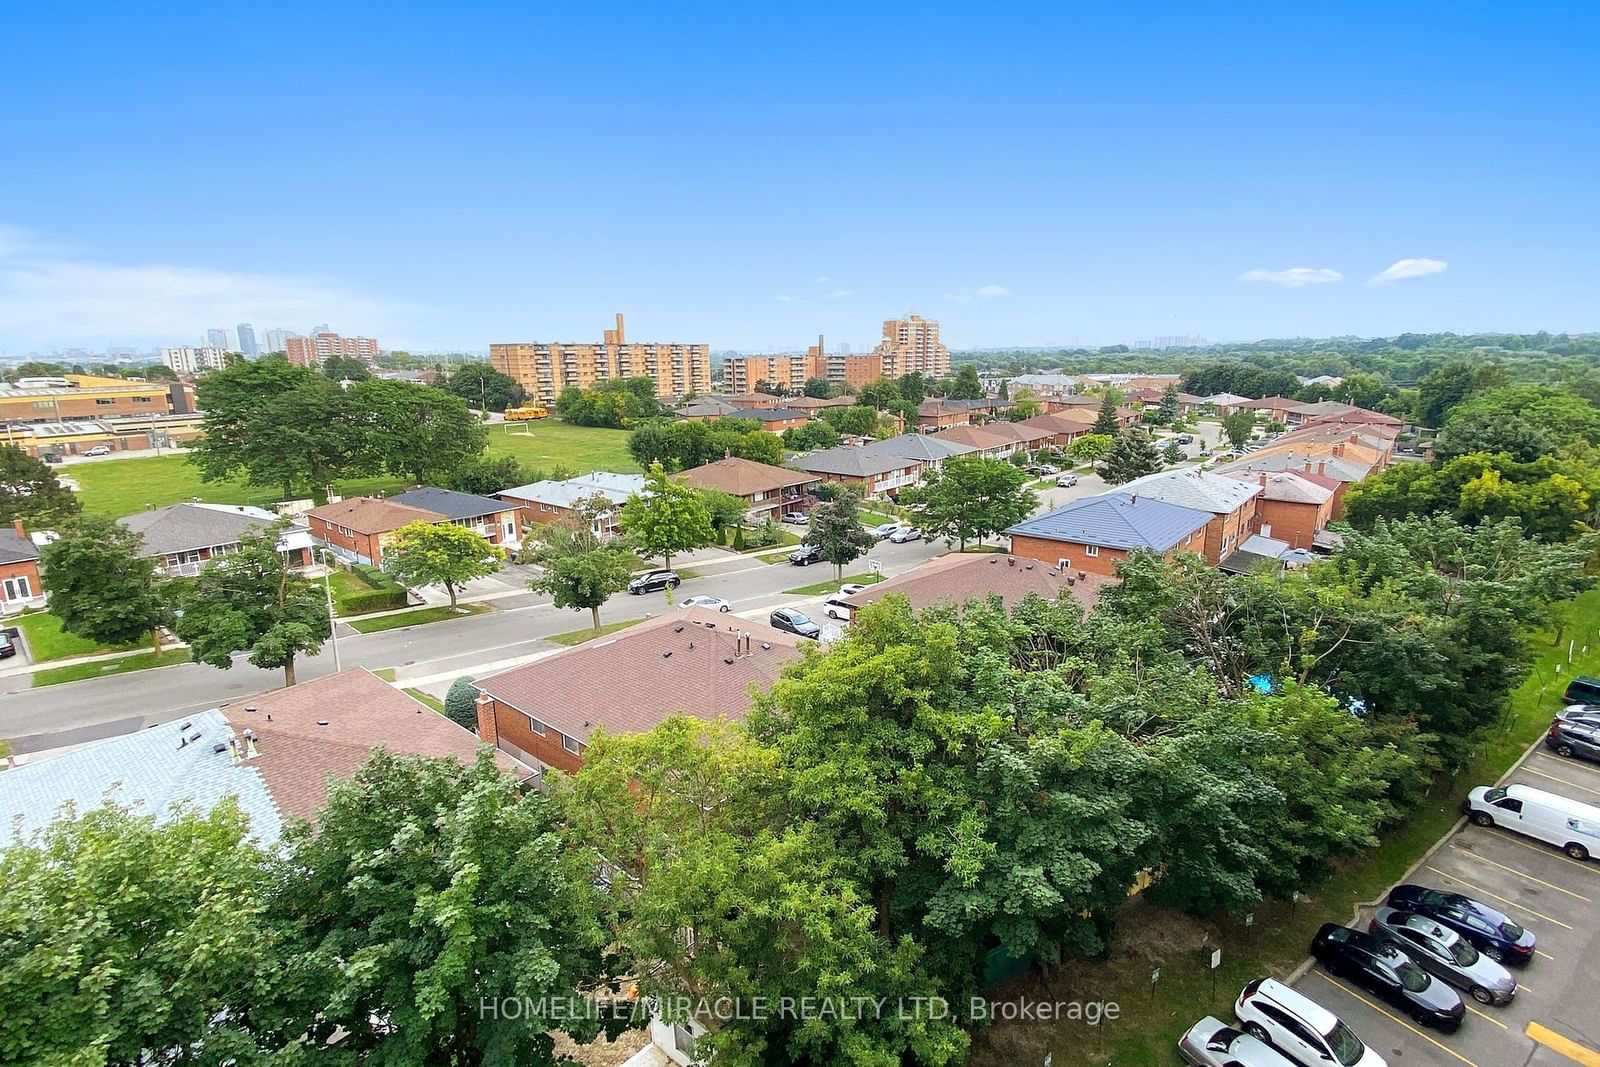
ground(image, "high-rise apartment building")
xmin=263 ymin=328 xmax=294 ymax=353
xmin=284 ymin=331 xmax=382 ymax=367
xmin=872 ymin=314 xmax=949 ymax=377
xmin=491 ymin=314 xmax=711 ymax=404
xmin=236 ymin=323 xmax=259 ymax=357
xmin=161 ymin=346 xmax=228 ymax=374
xmin=724 ymin=334 xmax=892 ymax=394
xmin=205 ymin=328 xmax=232 ymax=351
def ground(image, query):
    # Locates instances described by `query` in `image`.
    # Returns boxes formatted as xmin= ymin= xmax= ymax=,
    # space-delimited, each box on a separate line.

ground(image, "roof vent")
xmin=243 ymin=729 xmax=257 ymax=741
xmin=187 ymin=732 xmax=202 ymax=745
xmin=761 ymin=642 xmax=771 ymax=651
xmin=1078 ymin=571 xmax=1087 ymax=581
xmin=724 ymin=656 xmax=735 ymax=664
xmin=212 ymin=742 xmax=228 ymax=754
xmin=1025 ymin=563 xmax=1034 ymax=570
xmin=1007 ymin=557 xmax=1015 ymax=567
xmin=673 ymin=624 xmax=684 ymax=632
xmin=316 ymin=719 xmax=329 ymax=726
xmin=180 ymin=721 xmax=192 ymax=731
xmin=244 ymin=705 xmax=257 ymax=714
xmin=662 ymin=650 xmax=672 ymax=658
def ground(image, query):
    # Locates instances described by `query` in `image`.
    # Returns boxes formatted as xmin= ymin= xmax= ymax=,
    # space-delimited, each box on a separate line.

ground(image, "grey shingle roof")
xmin=867 ymin=433 xmax=978 ymax=462
xmin=793 ymin=442 xmax=923 ymax=477
xmin=118 ymin=503 xmax=280 ymax=557
xmin=1006 ymin=492 xmax=1213 ymax=551
xmin=0 ymin=529 xmax=38 ymax=564
xmin=1118 ymin=468 xmax=1262 ymax=515
xmin=386 ymin=487 xmax=508 ymax=520
xmin=0 ymin=710 xmax=283 ymax=847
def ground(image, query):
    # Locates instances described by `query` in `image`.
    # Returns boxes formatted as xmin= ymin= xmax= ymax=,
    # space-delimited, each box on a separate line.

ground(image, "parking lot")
xmin=1289 ymin=743 xmax=1600 ymax=1066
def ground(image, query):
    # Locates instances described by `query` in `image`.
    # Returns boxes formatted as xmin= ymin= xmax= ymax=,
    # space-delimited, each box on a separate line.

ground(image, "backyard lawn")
xmin=485 ymin=421 xmax=637 ymax=474
xmin=13 ymin=611 xmax=139 ymax=662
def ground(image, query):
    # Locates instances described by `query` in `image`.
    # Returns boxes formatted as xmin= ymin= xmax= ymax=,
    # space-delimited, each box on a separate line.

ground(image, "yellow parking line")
xmin=1523 ymin=764 xmax=1600 ymax=798
xmin=1491 ymin=832 xmax=1600 ymax=877
xmin=1448 ymin=844 xmax=1593 ymax=901
xmin=1517 ymin=981 xmax=1535 ymax=994
xmin=1465 ymin=1003 xmax=1507 ymax=1030
xmin=1422 ymin=865 xmax=1574 ymax=929
xmin=1309 ymin=972 xmax=1478 ymax=1067
xmin=1527 ymin=1021 xmax=1600 ymax=1066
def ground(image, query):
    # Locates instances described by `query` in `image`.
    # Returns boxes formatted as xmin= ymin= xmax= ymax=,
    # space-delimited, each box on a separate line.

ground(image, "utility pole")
xmin=322 ymin=548 xmax=342 ymax=671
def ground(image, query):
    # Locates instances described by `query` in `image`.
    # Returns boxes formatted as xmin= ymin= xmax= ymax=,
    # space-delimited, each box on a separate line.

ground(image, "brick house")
xmin=0 ymin=520 xmax=43 ymax=611
xmin=675 ymin=456 xmax=820 ymax=521
xmin=1201 ymin=392 xmax=1255 ymax=415
xmin=472 ymin=608 xmax=805 ymax=775
xmin=932 ymin=423 xmax=1030 ymax=459
xmin=386 ymin=488 xmax=522 ymax=546
xmin=304 ymin=497 xmax=449 ymax=566
xmin=791 ymin=445 xmax=925 ymax=498
xmin=841 ymin=551 xmax=1113 ymax=615
xmin=1211 ymin=453 xmax=1373 ymax=518
xmin=1006 ymin=492 xmax=1213 ymax=577
xmin=497 ymin=472 xmax=645 ymax=537
xmin=1116 ymin=469 xmax=1263 ymax=564
xmin=1014 ymin=410 xmax=1100 ymax=447
xmin=117 ymin=503 xmax=315 ymax=577
xmin=916 ymin=399 xmax=972 ymax=432
xmin=1223 ymin=470 xmax=1336 ymax=551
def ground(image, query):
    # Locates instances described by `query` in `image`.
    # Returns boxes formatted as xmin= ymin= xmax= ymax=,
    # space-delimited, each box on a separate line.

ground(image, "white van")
xmin=1464 ymin=784 xmax=1600 ymax=861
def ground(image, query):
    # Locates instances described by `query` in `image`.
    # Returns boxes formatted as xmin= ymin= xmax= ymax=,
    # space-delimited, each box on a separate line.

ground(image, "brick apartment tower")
xmin=490 ymin=314 xmax=712 ymax=404
xmin=872 ymin=314 xmax=950 ymax=378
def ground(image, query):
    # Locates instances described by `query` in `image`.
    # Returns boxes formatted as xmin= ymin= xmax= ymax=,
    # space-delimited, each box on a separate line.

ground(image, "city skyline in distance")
xmin=2 ymin=4 xmax=1596 ymax=354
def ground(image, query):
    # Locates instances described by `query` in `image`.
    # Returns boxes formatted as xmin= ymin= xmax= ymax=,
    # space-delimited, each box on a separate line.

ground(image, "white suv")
xmin=1235 ymin=977 xmax=1387 ymax=1067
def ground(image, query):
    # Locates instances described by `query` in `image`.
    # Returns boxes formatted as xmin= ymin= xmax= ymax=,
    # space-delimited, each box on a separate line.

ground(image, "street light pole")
xmin=322 ymin=548 xmax=342 ymax=671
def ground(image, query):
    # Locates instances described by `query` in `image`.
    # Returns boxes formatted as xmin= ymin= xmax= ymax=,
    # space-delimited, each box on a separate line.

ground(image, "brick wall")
xmin=307 ymin=517 xmax=385 ymax=565
xmin=1257 ymin=497 xmax=1333 ymax=550
xmin=1009 ymin=526 xmax=1208 ymax=575
xmin=478 ymin=693 xmax=584 ymax=774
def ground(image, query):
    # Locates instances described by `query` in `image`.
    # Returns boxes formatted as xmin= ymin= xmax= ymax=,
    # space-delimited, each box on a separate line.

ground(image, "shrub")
xmin=443 ymin=677 xmax=479 ymax=732
xmin=745 ymin=520 xmax=781 ymax=548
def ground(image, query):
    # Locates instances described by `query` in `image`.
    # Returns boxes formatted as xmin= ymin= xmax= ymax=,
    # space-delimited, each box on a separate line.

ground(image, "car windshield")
xmin=1499 ymin=920 xmax=1525 ymax=940
xmin=1325 ymin=1020 xmax=1366 ymax=1066
xmin=789 ymin=612 xmax=812 ymax=626
xmin=1484 ymin=787 xmax=1508 ymax=803
xmin=1396 ymin=961 xmax=1431 ymax=992
xmin=1447 ymin=938 xmax=1478 ymax=966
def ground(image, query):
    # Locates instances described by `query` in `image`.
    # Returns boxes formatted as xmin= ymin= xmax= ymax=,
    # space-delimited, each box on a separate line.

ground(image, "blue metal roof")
xmin=1006 ymin=492 xmax=1213 ymax=551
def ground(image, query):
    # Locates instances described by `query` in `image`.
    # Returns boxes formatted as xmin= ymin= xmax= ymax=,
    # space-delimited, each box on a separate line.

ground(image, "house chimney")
xmin=1317 ymin=460 xmax=1327 ymax=477
xmin=10 ymin=518 xmax=22 ymax=538
xmin=1259 ymin=473 xmax=1267 ymax=489
xmin=474 ymin=691 xmax=498 ymax=745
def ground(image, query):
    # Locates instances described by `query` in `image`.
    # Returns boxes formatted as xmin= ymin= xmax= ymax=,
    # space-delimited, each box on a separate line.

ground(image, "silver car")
xmin=1368 ymin=907 xmax=1516 ymax=1005
xmin=1179 ymin=1016 xmax=1297 ymax=1067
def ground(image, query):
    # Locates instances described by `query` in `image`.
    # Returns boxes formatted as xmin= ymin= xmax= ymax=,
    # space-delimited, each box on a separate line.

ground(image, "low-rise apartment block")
xmin=284 ymin=331 xmax=381 ymax=367
xmin=491 ymin=313 xmax=712 ymax=405
xmin=675 ymin=457 xmax=819 ymax=521
xmin=1007 ymin=493 xmax=1213 ymax=577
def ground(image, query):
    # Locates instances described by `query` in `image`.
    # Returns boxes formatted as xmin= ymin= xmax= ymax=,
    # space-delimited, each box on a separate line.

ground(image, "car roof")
xmin=1394 ymin=911 xmax=1457 ymax=941
xmin=1504 ymin=783 xmax=1600 ymax=819
xmin=1254 ymin=977 xmax=1339 ymax=1033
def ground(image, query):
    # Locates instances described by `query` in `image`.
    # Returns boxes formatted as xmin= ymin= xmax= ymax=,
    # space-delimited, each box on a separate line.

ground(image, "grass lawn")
xmin=371 ymin=667 xmax=398 ymax=682
xmin=486 ymin=420 xmax=638 ymax=474
xmin=737 ymin=529 xmax=802 ymax=552
xmin=547 ymin=617 xmax=648 ymax=646
xmin=403 ymin=688 xmax=446 ymax=713
xmin=860 ymin=507 xmax=904 ymax=525
xmin=970 ymin=586 xmax=1600 ymax=1067
xmin=69 ymin=454 xmax=405 ymax=517
xmin=13 ymin=612 xmax=139 ymax=662
xmin=32 ymin=647 xmax=192 ymax=688
xmin=783 ymin=571 xmax=886 ymax=596
xmin=345 ymin=603 xmax=491 ymax=634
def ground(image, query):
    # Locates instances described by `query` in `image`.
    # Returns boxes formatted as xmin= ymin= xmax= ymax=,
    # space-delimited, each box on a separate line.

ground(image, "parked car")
xmin=1463 ymin=782 xmax=1600 ymax=860
xmin=0 ymin=630 xmax=15 ymax=659
xmin=41 ymin=452 xmax=63 ymax=464
xmin=1178 ymin=1015 xmax=1298 ymax=1067
xmin=83 ymin=444 xmax=112 ymax=457
xmin=1309 ymin=924 xmax=1464 ymax=1031
xmin=769 ymin=607 xmax=821 ymax=639
xmin=679 ymin=595 xmax=732 ymax=613
xmin=1546 ymin=717 xmax=1600 ymax=764
xmin=1055 ymin=473 xmax=1079 ymax=487
xmin=1557 ymin=704 xmax=1600 ymax=727
xmin=781 ymin=511 xmax=808 ymax=524
xmin=1367 ymin=906 xmax=1516 ymax=1005
xmin=822 ymin=595 xmax=853 ymax=621
xmin=788 ymin=543 xmax=823 ymax=566
xmin=1563 ymin=675 xmax=1600 ymax=704
xmin=1177 ymin=434 xmax=1195 ymax=444
xmin=1385 ymin=884 xmax=1535 ymax=965
xmin=1234 ymin=977 xmax=1386 ymax=1067
xmin=868 ymin=522 xmax=902 ymax=540
xmin=627 ymin=569 xmax=680 ymax=594
xmin=888 ymin=526 xmax=923 ymax=543
xmin=838 ymin=583 xmax=868 ymax=596
xmin=1032 ymin=464 xmax=1060 ymax=475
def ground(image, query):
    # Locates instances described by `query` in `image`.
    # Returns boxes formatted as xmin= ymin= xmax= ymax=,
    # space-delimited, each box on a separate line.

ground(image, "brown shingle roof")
xmin=474 ymin=608 xmax=806 ymax=743
xmin=1016 ymin=411 xmax=1098 ymax=435
xmin=676 ymin=456 xmax=815 ymax=498
xmin=934 ymin=424 xmax=1020 ymax=451
xmin=223 ymin=668 xmax=527 ymax=823
xmin=305 ymin=496 xmax=445 ymax=534
xmin=844 ymin=552 xmax=1111 ymax=613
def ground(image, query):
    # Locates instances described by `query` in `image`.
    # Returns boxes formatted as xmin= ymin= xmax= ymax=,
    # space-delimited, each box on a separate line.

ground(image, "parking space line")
xmin=1488 ymin=833 xmax=1600 ymax=878
xmin=1464 ymin=1003 xmax=1507 ymax=1030
xmin=1448 ymin=845 xmax=1593 ymax=901
xmin=1536 ymin=949 xmax=1557 ymax=962
xmin=1422 ymin=865 xmax=1574 ymax=929
xmin=1527 ymin=1021 xmax=1600 ymax=1066
xmin=1308 ymin=972 xmax=1478 ymax=1067
xmin=1523 ymin=764 xmax=1600 ymax=798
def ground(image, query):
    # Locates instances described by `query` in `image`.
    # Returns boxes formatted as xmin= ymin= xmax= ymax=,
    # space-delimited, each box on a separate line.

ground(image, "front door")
xmin=2 ymin=575 xmax=31 ymax=602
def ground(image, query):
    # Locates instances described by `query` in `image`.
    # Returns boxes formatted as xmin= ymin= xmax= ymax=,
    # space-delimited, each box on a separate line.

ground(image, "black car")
xmin=1311 ymin=923 xmax=1465 ymax=1031
xmin=1546 ymin=718 xmax=1600 ymax=763
xmin=0 ymin=630 xmax=15 ymax=659
xmin=788 ymin=543 xmax=822 ymax=567
xmin=769 ymin=607 xmax=821 ymax=639
xmin=627 ymin=569 xmax=680 ymax=594
xmin=1562 ymin=675 xmax=1600 ymax=704
xmin=1177 ymin=434 xmax=1195 ymax=444
xmin=1386 ymin=885 xmax=1535 ymax=965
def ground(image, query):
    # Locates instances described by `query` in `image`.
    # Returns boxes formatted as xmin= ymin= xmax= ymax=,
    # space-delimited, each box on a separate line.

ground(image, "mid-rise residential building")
xmin=285 ymin=331 xmax=381 ymax=367
xmin=490 ymin=313 xmax=712 ymax=404
xmin=161 ymin=346 xmax=227 ymax=374
xmin=236 ymin=323 xmax=258 ymax=357
xmin=725 ymin=353 xmax=811 ymax=395
xmin=872 ymin=314 xmax=950 ymax=377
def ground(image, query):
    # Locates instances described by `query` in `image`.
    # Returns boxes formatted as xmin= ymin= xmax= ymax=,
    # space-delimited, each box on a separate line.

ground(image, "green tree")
xmin=444 ymin=453 xmax=543 ymax=496
xmin=444 ymin=676 xmax=480 ymax=731
xmin=0 ymin=444 xmax=81 ymax=529
xmin=38 ymin=516 xmax=173 ymax=652
xmin=1162 ymin=439 xmax=1187 ymax=465
xmin=445 ymin=362 xmax=526 ymax=413
xmin=1157 ymin=384 xmax=1180 ymax=424
xmin=383 ymin=519 xmax=505 ymax=610
xmin=1067 ymin=432 xmax=1112 ymax=463
xmin=269 ymin=751 xmax=606 ymax=1065
xmin=1101 ymin=426 xmax=1162 ymax=484
xmin=619 ymin=462 xmax=714 ymax=574
xmin=781 ymin=420 xmax=841 ymax=451
xmin=1006 ymin=387 xmax=1042 ymax=420
xmin=527 ymin=514 xmax=640 ymax=632
xmin=901 ymin=456 xmax=1037 ymax=550
xmin=555 ymin=378 xmax=662 ymax=427
xmin=802 ymin=377 xmax=833 ymax=398
xmin=0 ymin=801 xmax=275 ymax=1066
xmin=1415 ymin=361 xmax=1505 ymax=428
xmin=819 ymin=404 xmax=880 ymax=437
xmin=321 ymin=354 xmax=371 ymax=381
xmin=1220 ymin=410 xmax=1256 ymax=450
xmin=351 ymin=378 xmax=488 ymax=484
xmin=946 ymin=365 xmax=984 ymax=400
xmin=700 ymin=487 xmax=749 ymax=545
xmin=175 ymin=520 xmax=331 ymax=686
xmin=804 ymin=488 xmax=876 ymax=578
xmin=1091 ymin=392 xmax=1120 ymax=436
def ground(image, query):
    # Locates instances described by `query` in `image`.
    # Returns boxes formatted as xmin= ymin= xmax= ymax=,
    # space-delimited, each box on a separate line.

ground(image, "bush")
xmin=745 ymin=520 xmax=781 ymax=548
xmin=731 ymin=526 xmax=747 ymax=550
xmin=443 ymin=677 xmax=479 ymax=732
xmin=339 ymin=563 xmax=409 ymax=614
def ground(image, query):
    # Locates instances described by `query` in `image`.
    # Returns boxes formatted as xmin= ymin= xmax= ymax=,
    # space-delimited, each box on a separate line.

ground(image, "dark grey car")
xmin=1368 ymin=907 xmax=1516 ymax=1005
xmin=1178 ymin=1015 xmax=1297 ymax=1067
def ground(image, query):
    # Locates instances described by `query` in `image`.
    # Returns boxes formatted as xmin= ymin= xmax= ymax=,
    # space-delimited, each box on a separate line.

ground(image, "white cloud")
xmin=775 ymin=294 xmax=795 ymax=302
xmin=0 ymin=223 xmax=424 ymax=348
xmin=975 ymin=284 xmax=1009 ymax=298
xmin=813 ymin=276 xmax=830 ymax=285
xmin=1238 ymin=267 xmax=1343 ymax=288
xmin=823 ymin=289 xmax=854 ymax=300
xmin=943 ymin=291 xmax=971 ymax=303
xmin=1368 ymin=258 xmax=1448 ymax=285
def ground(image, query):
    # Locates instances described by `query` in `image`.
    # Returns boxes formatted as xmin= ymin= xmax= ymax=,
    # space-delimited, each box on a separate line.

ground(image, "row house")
xmin=1007 ymin=492 xmax=1213 ymax=577
xmin=1015 ymin=410 xmax=1100 ymax=447
xmin=1212 ymin=452 xmax=1374 ymax=519
xmin=791 ymin=445 xmax=923 ymax=499
xmin=936 ymin=420 xmax=1054 ymax=458
xmin=0 ymin=521 xmax=43 ymax=611
xmin=916 ymin=398 xmax=973 ymax=432
xmin=675 ymin=456 xmax=820 ymax=521
xmin=118 ymin=503 xmax=314 ymax=577
xmin=1117 ymin=468 xmax=1263 ymax=563
xmin=1223 ymin=469 xmax=1337 ymax=552
xmin=305 ymin=489 xmax=520 ymax=566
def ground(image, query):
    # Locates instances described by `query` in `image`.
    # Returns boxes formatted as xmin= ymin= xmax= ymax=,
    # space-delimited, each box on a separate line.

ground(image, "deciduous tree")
xmin=619 ymin=462 xmax=713 ymax=574
xmin=804 ymin=488 xmax=876 ymax=578
xmin=0 ymin=445 xmax=80 ymax=529
xmin=383 ymin=519 xmax=505 ymax=610
xmin=38 ymin=516 xmax=173 ymax=651
xmin=526 ymin=518 xmax=639 ymax=633
xmin=901 ymin=456 xmax=1037 ymax=550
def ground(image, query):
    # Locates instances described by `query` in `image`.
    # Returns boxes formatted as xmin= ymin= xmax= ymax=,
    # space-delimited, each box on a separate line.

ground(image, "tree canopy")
xmin=383 ymin=519 xmax=504 ymax=609
xmin=38 ymin=516 xmax=173 ymax=651
xmin=0 ymin=445 xmax=80 ymax=529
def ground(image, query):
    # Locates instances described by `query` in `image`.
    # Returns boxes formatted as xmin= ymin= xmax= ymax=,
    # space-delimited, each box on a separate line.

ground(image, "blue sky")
xmin=2 ymin=2 xmax=1596 ymax=353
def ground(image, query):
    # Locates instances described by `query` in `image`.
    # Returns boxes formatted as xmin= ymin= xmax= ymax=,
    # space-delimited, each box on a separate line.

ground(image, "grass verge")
xmin=345 ymin=603 xmax=491 ymax=634
xmin=783 ymin=572 xmax=887 ymax=596
xmin=371 ymin=668 xmax=398 ymax=682
xmin=12 ymin=612 xmax=139 ymax=662
xmin=32 ymin=647 xmax=192 ymax=688
xmin=969 ymin=586 xmax=1600 ymax=1066
xmin=547 ymin=617 xmax=648 ymax=646
xmin=404 ymin=688 xmax=446 ymax=713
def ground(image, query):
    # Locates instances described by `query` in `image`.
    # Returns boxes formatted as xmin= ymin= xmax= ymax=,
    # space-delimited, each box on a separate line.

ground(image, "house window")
xmin=1084 ymin=545 xmax=1100 ymax=557
xmin=133 ymin=396 xmax=153 ymax=403
xmin=1057 ymin=558 xmax=1071 ymax=570
xmin=562 ymin=734 xmax=582 ymax=755
xmin=526 ymin=715 xmax=546 ymax=736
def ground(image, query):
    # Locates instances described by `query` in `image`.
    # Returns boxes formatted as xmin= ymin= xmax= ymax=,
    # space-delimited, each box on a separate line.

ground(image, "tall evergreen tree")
xmin=1092 ymin=393 xmax=1121 ymax=436
xmin=1101 ymin=426 xmax=1162 ymax=484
